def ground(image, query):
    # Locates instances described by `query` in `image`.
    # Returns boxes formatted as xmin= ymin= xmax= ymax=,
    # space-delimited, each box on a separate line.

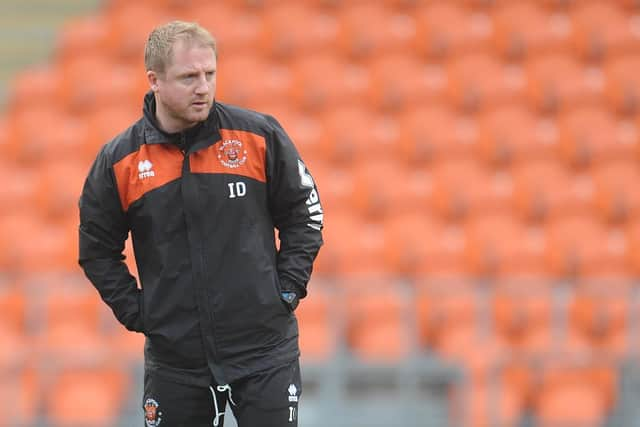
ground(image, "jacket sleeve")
xmin=266 ymin=115 xmax=324 ymax=299
xmin=78 ymin=145 xmax=143 ymax=332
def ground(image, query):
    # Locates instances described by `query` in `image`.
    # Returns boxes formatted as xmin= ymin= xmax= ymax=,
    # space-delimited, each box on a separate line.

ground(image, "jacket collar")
xmin=142 ymin=91 xmax=219 ymax=152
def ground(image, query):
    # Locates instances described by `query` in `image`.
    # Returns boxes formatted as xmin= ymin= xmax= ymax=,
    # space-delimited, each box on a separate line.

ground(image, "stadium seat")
xmin=336 ymin=4 xmax=416 ymax=59
xmin=534 ymin=362 xmax=616 ymax=427
xmin=320 ymin=213 xmax=390 ymax=280
xmin=6 ymin=65 xmax=61 ymax=114
xmin=447 ymin=53 xmax=523 ymax=112
xmin=4 ymin=107 xmax=84 ymax=165
xmin=36 ymin=283 xmax=108 ymax=363
xmin=187 ymin=3 xmax=264 ymax=54
xmin=383 ymin=213 xmax=445 ymax=278
xmin=397 ymin=106 xmax=476 ymax=166
xmin=490 ymin=286 xmax=553 ymax=356
xmin=592 ymin=160 xmax=640 ymax=223
xmin=566 ymin=285 xmax=629 ymax=358
xmin=55 ymin=15 xmax=109 ymax=63
xmin=85 ymin=105 xmax=141 ymax=161
xmin=431 ymin=159 xmax=512 ymax=220
xmin=414 ymin=3 xmax=491 ymax=59
xmin=45 ymin=365 xmax=129 ymax=427
xmin=0 ymin=367 xmax=39 ymax=427
xmin=604 ymin=55 xmax=640 ymax=115
xmin=102 ymin=3 xmax=170 ymax=63
xmin=56 ymin=55 xmax=139 ymax=115
xmin=345 ymin=285 xmax=411 ymax=362
xmin=0 ymin=285 xmax=29 ymax=370
xmin=627 ymin=219 xmax=640 ymax=275
xmin=415 ymin=280 xmax=478 ymax=354
xmin=366 ymin=54 xmax=433 ymax=112
xmin=570 ymin=2 xmax=640 ymax=61
xmin=557 ymin=107 xmax=635 ymax=168
xmin=525 ymin=54 xmax=604 ymax=113
xmin=296 ymin=285 xmax=336 ymax=362
xmin=546 ymin=215 xmax=630 ymax=280
xmin=351 ymin=159 xmax=422 ymax=219
xmin=511 ymin=160 xmax=595 ymax=222
xmin=289 ymin=55 xmax=370 ymax=112
xmin=476 ymin=106 xmax=557 ymax=167
xmin=491 ymin=1 xmax=571 ymax=60
xmin=319 ymin=106 xmax=399 ymax=164
xmin=259 ymin=4 xmax=338 ymax=60
xmin=217 ymin=56 xmax=291 ymax=108
xmin=465 ymin=214 xmax=548 ymax=279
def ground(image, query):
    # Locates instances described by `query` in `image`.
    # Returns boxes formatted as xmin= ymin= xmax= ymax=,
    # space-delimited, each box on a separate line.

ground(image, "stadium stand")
xmin=1 ymin=0 xmax=640 ymax=426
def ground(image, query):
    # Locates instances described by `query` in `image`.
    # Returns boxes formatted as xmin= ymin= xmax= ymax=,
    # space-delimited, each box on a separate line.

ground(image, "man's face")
xmin=149 ymin=39 xmax=217 ymax=133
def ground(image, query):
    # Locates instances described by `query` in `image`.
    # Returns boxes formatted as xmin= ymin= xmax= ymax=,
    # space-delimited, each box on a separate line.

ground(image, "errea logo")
xmin=138 ymin=160 xmax=155 ymax=179
xmin=288 ymin=384 xmax=298 ymax=402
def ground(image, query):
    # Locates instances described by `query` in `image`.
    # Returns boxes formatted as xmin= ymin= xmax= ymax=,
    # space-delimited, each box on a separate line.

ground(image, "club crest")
xmin=144 ymin=398 xmax=162 ymax=427
xmin=218 ymin=139 xmax=247 ymax=168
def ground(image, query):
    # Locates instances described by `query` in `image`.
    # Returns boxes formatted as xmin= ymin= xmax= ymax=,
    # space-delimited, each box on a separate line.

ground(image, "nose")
xmin=195 ymin=75 xmax=210 ymax=94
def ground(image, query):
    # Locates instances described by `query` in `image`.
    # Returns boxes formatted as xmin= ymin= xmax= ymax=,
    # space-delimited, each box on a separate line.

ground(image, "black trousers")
xmin=142 ymin=359 xmax=301 ymax=427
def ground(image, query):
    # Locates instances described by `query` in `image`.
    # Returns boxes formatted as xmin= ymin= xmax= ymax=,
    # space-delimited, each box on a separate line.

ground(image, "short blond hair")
xmin=144 ymin=20 xmax=217 ymax=74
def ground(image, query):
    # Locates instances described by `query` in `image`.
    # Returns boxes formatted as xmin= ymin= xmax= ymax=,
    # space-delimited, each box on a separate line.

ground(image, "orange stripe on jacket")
xmin=190 ymin=129 xmax=266 ymax=183
xmin=113 ymin=144 xmax=183 ymax=211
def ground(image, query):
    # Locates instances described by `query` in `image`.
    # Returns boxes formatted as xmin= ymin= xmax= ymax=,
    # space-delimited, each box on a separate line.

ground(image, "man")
xmin=79 ymin=21 xmax=323 ymax=427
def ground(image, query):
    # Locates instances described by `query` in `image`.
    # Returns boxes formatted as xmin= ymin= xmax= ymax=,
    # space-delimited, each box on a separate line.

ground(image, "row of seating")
xmin=54 ymin=2 xmax=640 ymax=64
xmin=7 ymin=51 xmax=640 ymax=117
xmin=0 ymin=277 xmax=636 ymax=363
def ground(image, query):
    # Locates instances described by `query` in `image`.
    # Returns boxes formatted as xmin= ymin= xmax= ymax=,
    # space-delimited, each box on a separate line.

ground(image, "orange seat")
xmin=570 ymin=2 xmax=639 ymax=61
xmin=566 ymin=286 xmax=629 ymax=358
xmin=465 ymin=214 xmax=548 ymax=279
xmin=525 ymin=54 xmax=603 ymax=113
xmin=0 ymin=286 xmax=29 ymax=370
xmin=55 ymin=15 xmax=109 ymax=63
xmin=627 ymin=220 xmax=640 ymax=275
xmin=336 ymin=4 xmax=416 ymax=59
xmin=296 ymin=285 xmax=336 ymax=362
xmin=592 ymin=160 xmax=640 ymax=223
xmin=383 ymin=214 xmax=446 ymax=278
xmin=397 ymin=106 xmax=476 ymax=166
xmin=351 ymin=159 xmax=424 ymax=219
xmin=85 ymin=105 xmax=141 ymax=161
xmin=557 ymin=107 xmax=634 ymax=168
xmin=476 ymin=106 xmax=556 ymax=166
xmin=319 ymin=106 xmax=399 ymax=164
xmin=36 ymin=283 xmax=107 ymax=362
xmin=217 ymin=56 xmax=291 ymax=109
xmin=6 ymin=65 xmax=61 ymax=114
xmin=447 ymin=54 xmax=523 ymax=112
xmin=414 ymin=3 xmax=491 ymax=59
xmin=415 ymin=280 xmax=478 ymax=354
xmin=490 ymin=286 xmax=553 ymax=356
xmin=546 ymin=215 xmax=630 ymax=280
xmin=5 ymin=107 xmax=88 ymax=165
xmin=320 ymin=213 xmax=389 ymax=280
xmin=307 ymin=167 xmax=355 ymax=225
xmin=604 ymin=55 xmax=640 ymax=115
xmin=259 ymin=4 xmax=338 ymax=60
xmin=511 ymin=160 xmax=595 ymax=222
xmin=289 ymin=55 xmax=370 ymax=112
xmin=0 ymin=367 xmax=39 ymax=426
xmin=46 ymin=366 xmax=129 ymax=427
xmin=189 ymin=3 xmax=264 ymax=53
xmin=102 ymin=3 xmax=170 ymax=63
xmin=431 ymin=160 xmax=512 ymax=220
xmin=535 ymin=361 xmax=616 ymax=427
xmin=36 ymin=160 xmax=89 ymax=222
xmin=345 ymin=286 xmax=411 ymax=362
xmin=366 ymin=54 xmax=435 ymax=112
xmin=56 ymin=55 xmax=141 ymax=115
xmin=491 ymin=1 xmax=571 ymax=60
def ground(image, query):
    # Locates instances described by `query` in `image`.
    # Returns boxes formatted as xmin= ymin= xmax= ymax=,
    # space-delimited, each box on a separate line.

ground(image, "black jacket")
xmin=79 ymin=93 xmax=323 ymax=385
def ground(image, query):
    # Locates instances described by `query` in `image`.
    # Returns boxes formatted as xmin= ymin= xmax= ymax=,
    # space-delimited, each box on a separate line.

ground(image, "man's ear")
xmin=147 ymin=70 xmax=160 ymax=92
